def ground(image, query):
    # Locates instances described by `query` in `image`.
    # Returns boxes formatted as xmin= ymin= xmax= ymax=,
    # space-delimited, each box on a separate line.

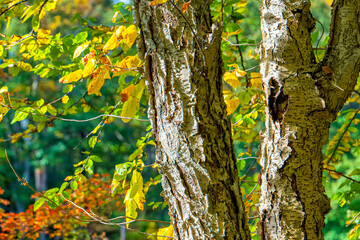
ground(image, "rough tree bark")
xmin=259 ymin=0 xmax=360 ymax=239
xmin=133 ymin=0 xmax=251 ymax=239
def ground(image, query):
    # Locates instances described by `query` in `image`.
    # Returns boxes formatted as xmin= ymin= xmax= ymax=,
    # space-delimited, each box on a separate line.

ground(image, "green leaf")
xmin=70 ymin=180 xmax=78 ymax=190
xmin=34 ymin=197 xmax=46 ymax=211
xmin=32 ymin=15 xmax=40 ymax=31
xmin=11 ymin=110 xmax=29 ymax=124
xmin=90 ymin=155 xmax=102 ymax=162
xmin=88 ymin=136 xmax=97 ymax=148
xmin=230 ymin=12 xmax=245 ymax=20
xmin=350 ymin=169 xmax=360 ymax=176
xmin=348 ymin=127 xmax=357 ymax=133
xmin=350 ymin=182 xmax=360 ymax=193
xmin=59 ymin=182 xmax=68 ymax=193
xmin=237 ymin=159 xmax=246 ymax=171
xmin=0 ymin=149 xmax=5 ymax=158
xmin=74 ymin=31 xmax=88 ymax=43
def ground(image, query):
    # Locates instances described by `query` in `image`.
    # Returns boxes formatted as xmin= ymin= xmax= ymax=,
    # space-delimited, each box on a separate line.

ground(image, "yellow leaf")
xmin=124 ymin=171 xmax=145 ymax=227
xmin=156 ymin=225 xmax=174 ymax=240
xmin=225 ymin=98 xmax=240 ymax=115
xmin=37 ymin=29 xmax=51 ymax=45
xmin=326 ymin=165 xmax=341 ymax=179
xmin=228 ymin=63 xmax=246 ymax=77
xmin=62 ymin=95 xmax=69 ymax=104
xmin=324 ymin=0 xmax=332 ymax=6
xmin=149 ymin=0 xmax=167 ymax=6
xmin=121 ymin=96 xmax=140 ymax=123
xmin=121 ymin=25 xmax=137 ymax=48
xmin=0 ymin=86 xmax=8 ymax=94
xmin=224 ymin=72 xmax=241 ymax=89
xmin=223 ymin=89 xmax=233 ymax=100
xmin=236 ymin=0 xmax=248 ymax=8
xmin=73 ymin=41 xmax=90 ymax=59
xmin=132 ymin=79 xmax=145 ymax=99
xmin=115 ymin=25 xmax=126 ymax=38
xmin=112 ymin=55 xmax=141 ymax=77
xmin=112 ymin=11 xmax=120 ymax=23
xmin=350 ymin=223 xmax=360 ymax=239
xmin=103 ymin=26 xmax=125 ymax=52
xmin=92 ymin=125 xmax=101 ymax=134
xmin=227 ymin=29 xmax=242 ymax=37
xmin=87 ymin=68 xmax=110 ymax=95
xmin=103 ymin=33 xmax=119 ymax=51
xmin=250 ymin=72 xmax=262 ymax=89
xmin=181 ymin=1 xmax=191 ymax=12
xmin=17 ymin=62 xmax=32 ymax=72
xmin=82 ymin=57 xmax=96 ymax=78
xmin=59 ymin=69 xmax=83 ymax=84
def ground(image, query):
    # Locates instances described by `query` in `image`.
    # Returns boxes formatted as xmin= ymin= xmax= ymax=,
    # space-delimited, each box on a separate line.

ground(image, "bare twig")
xmin=327 ymin=108 xmax=360 ymax=163
xmin=323 ymin=167 xmax=360 ymax=184
xmin=0 ymin=0 xmax=28 ymax=16
xmin=346 ymin=211 xmax=360 ymax=227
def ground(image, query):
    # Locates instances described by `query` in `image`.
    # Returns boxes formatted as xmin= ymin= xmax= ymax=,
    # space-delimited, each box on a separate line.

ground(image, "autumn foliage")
xmin=0 ymin=174 xmax=122 ymax=239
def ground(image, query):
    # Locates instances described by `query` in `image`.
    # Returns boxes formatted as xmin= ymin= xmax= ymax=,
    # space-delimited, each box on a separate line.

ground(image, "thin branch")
xmin=235 ymin=34 xmax=250 ymax=87
xmin=314 ymin=18 xmax=325 ymax=63
xmin=223 ymin=38 xmax=258 ymax=47
xmin=346 ymin=211 xmax=360 ymax=227
xmin=5 ymin=150 xmax=172 ymax=238
xmin=51 ymin=114 xmax=150 ymax=122
xmin=0 ymin=0 xmax=28 ymax=16
xmin=245 ymin=65 xmax=260 ymax=72
xmin=327 ymin=108 xmax=360 ymax=163
xmin=4 ymin=150 xmax=94 ymax=223
xmin=324 ymin=167 xmax=360 ymax=184
xmin=240 ymin=179 xmax=258 ymax=183
xmin=62 ymin=196 xmax=173 ymax=238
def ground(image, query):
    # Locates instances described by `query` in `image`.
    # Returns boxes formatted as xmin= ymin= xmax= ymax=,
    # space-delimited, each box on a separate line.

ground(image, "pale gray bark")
xmin=259 ymin=0 xmax=360 ymax=239
xmin=133 ymin=0 xmax=250 ymax=239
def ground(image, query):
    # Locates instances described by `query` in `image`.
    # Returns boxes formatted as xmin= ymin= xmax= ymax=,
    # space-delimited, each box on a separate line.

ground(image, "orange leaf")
xmin=121 ymin=84 xmax=135 ymax=102
xmin=59 ymin=69 xmax=83 ymax=84
xmin=82 ymin=49 xmax=96 ymax=66
xmin=181 ymin=1 xmax=191 ymax=12
xmin=322 ymin=66 xmax=332 ymax=74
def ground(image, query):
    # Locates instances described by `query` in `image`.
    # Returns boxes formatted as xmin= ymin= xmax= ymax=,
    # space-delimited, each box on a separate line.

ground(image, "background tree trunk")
xmin=259 ymin=0 xmax=360 ymax=239
xmin=133 ymin=0 xmax=250 ymax=239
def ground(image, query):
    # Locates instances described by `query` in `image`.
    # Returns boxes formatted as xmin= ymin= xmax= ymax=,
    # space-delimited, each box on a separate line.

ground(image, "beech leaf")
xmin=73 ymin=41 xmax=90 ymax=59
xmin=225 ymin=98 xmax=240 ymax=115
xmin=59 ymin=69 xmax=83 ymax=84
xmin=181 ymin=1 xmax=191 ymax=12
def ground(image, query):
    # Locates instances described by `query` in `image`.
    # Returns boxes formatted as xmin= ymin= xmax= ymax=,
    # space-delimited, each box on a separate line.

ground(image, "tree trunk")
xmin=259 ymin=0 xmax=360 ymax=239
xmin=133 ymin=0 xmax=250 ymax=239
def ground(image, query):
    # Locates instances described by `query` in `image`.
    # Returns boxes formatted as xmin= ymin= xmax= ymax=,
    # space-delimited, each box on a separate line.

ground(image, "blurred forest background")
xmin=0 ymin=0 xmax=359 ymax=239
